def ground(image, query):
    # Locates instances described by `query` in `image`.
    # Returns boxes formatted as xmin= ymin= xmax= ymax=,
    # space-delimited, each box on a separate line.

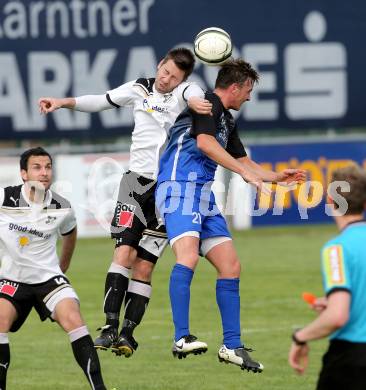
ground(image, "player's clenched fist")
xmin=38 ymin=97 xmax=75 ymax=114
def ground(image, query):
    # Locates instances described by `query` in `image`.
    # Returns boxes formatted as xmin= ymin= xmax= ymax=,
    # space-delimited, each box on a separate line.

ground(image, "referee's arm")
xmin=295 ymin=290 xmax=350 ymax=343
xmin=289 ymin=290 xmax=350 ymax=375
xmin=59 ymin=227 xmax=77 ymax=273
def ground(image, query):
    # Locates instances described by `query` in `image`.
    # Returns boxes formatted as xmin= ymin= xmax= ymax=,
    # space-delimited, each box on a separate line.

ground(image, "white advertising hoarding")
xmin=0 ymin=157 xmax=22 ymax=187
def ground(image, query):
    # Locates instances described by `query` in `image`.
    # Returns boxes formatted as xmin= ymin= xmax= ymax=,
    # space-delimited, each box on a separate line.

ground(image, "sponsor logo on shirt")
xmin=217 ymin=114 xmax=230 ymax=148
xmin=10 ymin=196 xmax=19 ymax=206
xmin=18 ymin=235 xmax=30 ymax=248
xmin=45 ymin=216 xmax=57 ymax=224
xmin=0 ymin=281 xmax=19 ymax=297
xmin=163 ymin=94 xmax=173 ymax=103
xmin=8 ymin=223 xmax=51 ymax=239
xmin=323 ymin=245 xmax=346 ymax=287
xmin=117 ymin=203 xmax=136 ymax=228
xmin=143 ymin=98 xmax=169 ymax=114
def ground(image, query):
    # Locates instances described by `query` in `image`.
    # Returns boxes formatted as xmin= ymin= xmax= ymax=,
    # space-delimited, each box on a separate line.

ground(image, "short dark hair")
xmin=20 ymin=147 xmax=52 ymax=171
xmin=331 ymin=164 xmax=366 ymax=215
xmin=162 ymin=48 xmax=195 ymax=80
xmin=215 ymin=59 xmax=259 ymax=89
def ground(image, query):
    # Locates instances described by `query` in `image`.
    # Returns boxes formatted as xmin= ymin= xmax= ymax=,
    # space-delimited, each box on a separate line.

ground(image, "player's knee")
xmin=113 ymin=245 xmax=137 ymax=267
xmin=0 ymin=315 xmax=13 ymax=332
xmin=219 ymin=258 xmax=241 ymax=278
xmin=176 ymin=251 xmax=199 ymax=268
xmin=0 ymin=301 xmax=17 ymax=331
xmin=132 ymin=261 xmax=154 ymax=281
xmin=231 ymin=259 xmax=241 ymax=277
xmin=57 ymin=309 xmax=84 ymax=332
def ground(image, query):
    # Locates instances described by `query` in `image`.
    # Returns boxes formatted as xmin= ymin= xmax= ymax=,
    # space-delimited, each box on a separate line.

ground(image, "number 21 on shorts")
xmin=192 ymin=212 xmax=202 ymax=224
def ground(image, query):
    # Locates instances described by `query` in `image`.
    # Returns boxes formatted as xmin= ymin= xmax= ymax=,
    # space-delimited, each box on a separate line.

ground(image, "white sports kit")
xmin=0 ymin=185 xmax=76 ymax=284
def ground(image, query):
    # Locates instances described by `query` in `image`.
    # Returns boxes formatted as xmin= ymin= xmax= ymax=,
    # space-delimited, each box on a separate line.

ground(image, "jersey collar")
xmin=211 ymin=91 xmax=228 ymax=112
xmin=21 ymin=184 xmax=52 ymax=208
xmin=342 ymin=219 xmax=366 ymax=232
xmin=152 ymin=83 xmax=173 ymax=100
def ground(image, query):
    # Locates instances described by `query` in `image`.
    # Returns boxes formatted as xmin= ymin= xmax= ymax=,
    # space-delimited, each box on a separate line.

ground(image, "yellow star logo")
xmin=19 ymin=236 xmax=30 ymax=247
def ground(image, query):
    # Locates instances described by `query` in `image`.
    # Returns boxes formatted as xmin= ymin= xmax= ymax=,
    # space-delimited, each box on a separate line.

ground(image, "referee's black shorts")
xmin=317 ymin=339 xmax=366 ymax=390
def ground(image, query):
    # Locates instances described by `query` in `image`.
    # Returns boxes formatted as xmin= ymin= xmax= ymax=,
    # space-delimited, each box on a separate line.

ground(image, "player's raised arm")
xmin=39 ymin=94 xmax=115 ymax=115
xmin=38 ymin=97 xmax=76 ymax=114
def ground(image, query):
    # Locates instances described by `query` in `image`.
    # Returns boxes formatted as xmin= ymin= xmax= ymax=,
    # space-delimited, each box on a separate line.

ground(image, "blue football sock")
xmin=216 ymin=278 xmax=242 ymax=349
xmin=169 ymin=263 xmax=194 ymax=341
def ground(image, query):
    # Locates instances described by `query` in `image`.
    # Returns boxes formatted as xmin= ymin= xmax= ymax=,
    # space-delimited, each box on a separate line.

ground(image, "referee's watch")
xmin=292 ymin=330 xmax=307 ymax=346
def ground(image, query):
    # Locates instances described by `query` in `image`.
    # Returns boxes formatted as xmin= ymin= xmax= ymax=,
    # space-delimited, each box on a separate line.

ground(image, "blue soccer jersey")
xmin=321 ymin=221 xmax=366 ymax=342
xmin=157 ymin=91 xmax=247 ymax=243
xmin=157 ymin=91 xmax=246 ymax=185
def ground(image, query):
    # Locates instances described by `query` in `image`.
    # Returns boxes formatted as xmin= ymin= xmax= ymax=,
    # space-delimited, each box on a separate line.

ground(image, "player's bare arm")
xmin=196 ymin=133 xmax=264 ymax=192
xmin=59 ymin=228 xmax=77 ymax=273
xmin=40 ymin=94 xmax=117 ymax=115
xmin=39 ymin=97 xmax=76 ymax=114
xmin=274 ymin=168 xmax=306 ymax=184
xmin=238 ymin=156 xmax=306 ymax=184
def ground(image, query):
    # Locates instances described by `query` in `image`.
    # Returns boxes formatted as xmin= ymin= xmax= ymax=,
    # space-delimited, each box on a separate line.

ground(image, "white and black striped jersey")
xmin=106 ymin=78 xmax=203 ymax=180
xmin=0 ymin=185 xmax=76 ymax=284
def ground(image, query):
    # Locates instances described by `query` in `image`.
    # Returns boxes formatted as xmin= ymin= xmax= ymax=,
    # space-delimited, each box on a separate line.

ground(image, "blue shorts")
xmin=156 ymin=181 xmax=231 ymax=243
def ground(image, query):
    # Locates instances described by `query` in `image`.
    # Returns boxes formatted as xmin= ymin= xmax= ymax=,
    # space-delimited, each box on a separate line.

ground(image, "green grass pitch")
xmin=7 ymin=224 xmax=335 ymax=389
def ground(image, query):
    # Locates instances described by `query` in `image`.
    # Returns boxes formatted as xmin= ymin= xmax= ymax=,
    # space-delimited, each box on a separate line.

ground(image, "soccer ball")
xmin=194 ymin=27 xmax=232 ymax=66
